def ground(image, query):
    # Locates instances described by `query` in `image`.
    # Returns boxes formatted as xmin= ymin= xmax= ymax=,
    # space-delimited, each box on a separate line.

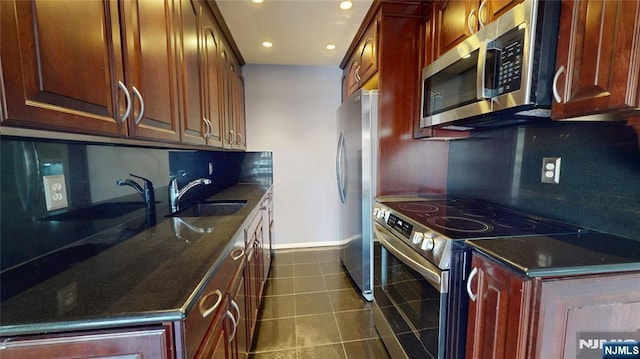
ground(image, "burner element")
xmin=427 ymin=216 xmax=493 ymax=233
xmin=492 ymin=217 xmax=537 ymax=230
xmin=459 ymin=208 xmax=497 ymax=218
xmin=398 ymin=203 xmax=439 ymax=213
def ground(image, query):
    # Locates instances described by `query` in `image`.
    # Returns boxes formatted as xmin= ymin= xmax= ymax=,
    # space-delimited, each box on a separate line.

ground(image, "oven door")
xmin=373 ymin=222 xmax=448 ymax=359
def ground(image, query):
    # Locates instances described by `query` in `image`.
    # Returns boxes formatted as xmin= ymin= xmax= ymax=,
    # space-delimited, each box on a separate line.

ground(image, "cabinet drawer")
xmin=183 ymin=238 xmax=245 ymax=359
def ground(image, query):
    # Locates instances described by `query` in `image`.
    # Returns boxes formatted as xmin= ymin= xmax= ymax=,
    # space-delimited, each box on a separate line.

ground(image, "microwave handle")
xmin=477 ymin=40 xmax=500 ymax=100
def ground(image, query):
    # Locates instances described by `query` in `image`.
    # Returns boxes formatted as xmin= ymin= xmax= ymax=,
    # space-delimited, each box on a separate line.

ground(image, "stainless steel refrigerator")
xmin=336 ymin=89 xmax=378 ymax=301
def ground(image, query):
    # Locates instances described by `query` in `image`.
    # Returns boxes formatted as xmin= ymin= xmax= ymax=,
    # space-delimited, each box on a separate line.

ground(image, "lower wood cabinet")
xmin=466 ymin=252 xmax=640 ymax=359
xmin=0 ymin=325 xmax=173 ymax=359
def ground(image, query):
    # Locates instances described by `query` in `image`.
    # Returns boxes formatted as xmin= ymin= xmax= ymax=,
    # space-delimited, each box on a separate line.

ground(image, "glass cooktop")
xmin=380 ymin=197 xmax=583 ymax=240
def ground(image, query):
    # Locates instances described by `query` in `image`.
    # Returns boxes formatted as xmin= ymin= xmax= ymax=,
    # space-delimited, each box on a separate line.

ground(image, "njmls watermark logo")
xmin=578 ymin=332 xmax=640 ymax=359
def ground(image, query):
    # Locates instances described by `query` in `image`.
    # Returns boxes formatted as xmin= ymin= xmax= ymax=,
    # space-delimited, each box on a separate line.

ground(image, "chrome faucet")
xmin=169 ymin=173 xmax=212 ymax=212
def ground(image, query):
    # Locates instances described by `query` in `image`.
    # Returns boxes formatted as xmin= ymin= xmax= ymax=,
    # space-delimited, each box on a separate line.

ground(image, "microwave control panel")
xmin=496 ymin=27 xmax=525 ymax=95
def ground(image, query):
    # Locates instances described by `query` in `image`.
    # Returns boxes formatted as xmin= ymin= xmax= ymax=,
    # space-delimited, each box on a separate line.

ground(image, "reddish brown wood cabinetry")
xmin=342 ymin=17 xmax=379 ymax=99
xmin=432 ymin=0 xmax=522 ymax=59
xmin=551 ymin=0 xmax=640 ymax=120
xmin=0 ymin=326 xmax=173 ymax=359
xmin=466 ymin=252 xmax=640 ymax=359
xmin=0 ymin=0 xmax=126 ymax=136
xmin=1 ymin=0 xmax=181 ymax=142
xmin=1 ymin=0 xmax=246 ymax=150
xmin=465 ymin=254 xmax=531 ymax=359
xmin=121 ymin=0 xmax=181 ymax=142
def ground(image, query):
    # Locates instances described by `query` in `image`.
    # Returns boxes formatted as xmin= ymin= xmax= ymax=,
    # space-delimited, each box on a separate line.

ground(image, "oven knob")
xmin=377 ymin=209 xmax=386 ymax=218
xmin=421 ymin=235 xmax=435 ymax=251
xmin=412 ymin=232 xmax=423 ymax=245
xmin=372 ymin=208 xmax=379 ymax=216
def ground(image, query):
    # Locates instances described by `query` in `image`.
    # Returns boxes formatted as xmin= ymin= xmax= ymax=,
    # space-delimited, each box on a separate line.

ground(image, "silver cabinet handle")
xmin=468 ymin=8 xmax=477 ymax=35
xmin=132 ymin=86 xmax=145 ymax=124
xmin=230 ymin=129 xmax=236 ymax=143
xmin=203 ymin=117 xmax=212 ymax=138
xmin=467 ymin=267 xmax=479 ymax=302
xmin=225 ymin=310 xmax=237 ymax=343
xmin=118 ymin=81 xmax=131 ymax=123
xmin=355 ymin=65 xmax=361 ymax=83
xmin=478 ymin=0 xmax=487 ymax=28
xmin=199 ymin=289 xmax=223 ymax=318
xmin=552 ymin=65 xmax=565 ymax=104
xmin=237 ymin=132 xmax=243 ymax=144
xmin=231 ymin=248 xmax=244 ymax=261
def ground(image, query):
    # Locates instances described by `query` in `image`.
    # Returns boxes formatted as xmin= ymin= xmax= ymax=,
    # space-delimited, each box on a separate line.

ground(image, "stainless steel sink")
xmin=40 ymin=202 xmax=151 ymax=221
xmin=166 ymin=200 xmax=247 ymax=217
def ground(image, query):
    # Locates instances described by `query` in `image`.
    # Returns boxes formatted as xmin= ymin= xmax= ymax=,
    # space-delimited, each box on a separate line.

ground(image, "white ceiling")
xmin=216 ymin=0 xmax=374 ymax=67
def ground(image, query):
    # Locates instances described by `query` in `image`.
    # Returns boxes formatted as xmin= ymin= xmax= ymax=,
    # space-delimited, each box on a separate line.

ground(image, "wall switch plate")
xmin=43 ymin=174 xmax=69 ymax=211
xmin=541 ymin=157 xmax=561 ymax=184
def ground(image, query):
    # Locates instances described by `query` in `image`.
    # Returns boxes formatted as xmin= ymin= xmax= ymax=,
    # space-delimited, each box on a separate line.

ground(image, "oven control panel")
xmin=386 ymin=214 xmax=413 ymax=239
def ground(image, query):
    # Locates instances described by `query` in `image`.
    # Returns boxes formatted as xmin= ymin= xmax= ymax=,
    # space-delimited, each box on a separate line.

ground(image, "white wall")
xmin=243 ymin=64 xmax=342 ymax=249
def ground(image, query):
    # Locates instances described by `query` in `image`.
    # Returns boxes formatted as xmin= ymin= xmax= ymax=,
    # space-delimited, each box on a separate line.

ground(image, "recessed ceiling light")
xmin=262 ymin=41 xmax=273 ymax=48
xmin=252 ymin=0 xmax=263 ymax=3
xmin=326 ymin=44 xmax=336 ymax=51
xmin=339 ymin=1 xmax=352 ymax=10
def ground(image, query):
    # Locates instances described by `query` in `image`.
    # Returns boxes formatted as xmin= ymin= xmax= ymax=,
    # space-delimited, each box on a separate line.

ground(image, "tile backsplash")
xmin=0 ymin=136 xmax=272 ymax=275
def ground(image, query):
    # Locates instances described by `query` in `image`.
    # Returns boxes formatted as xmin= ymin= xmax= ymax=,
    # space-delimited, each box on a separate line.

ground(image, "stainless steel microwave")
xmin=420 ymin=0 xmax=561 ymax=130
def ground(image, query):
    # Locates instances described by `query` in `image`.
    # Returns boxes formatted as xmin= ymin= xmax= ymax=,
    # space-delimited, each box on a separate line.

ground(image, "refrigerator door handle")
xmin=336 ymin=132 xmax=347 ymax=204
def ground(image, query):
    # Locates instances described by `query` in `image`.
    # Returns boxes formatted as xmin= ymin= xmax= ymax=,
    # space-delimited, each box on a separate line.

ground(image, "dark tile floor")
xmin=249 ymin=247 xmax=391 ymax=359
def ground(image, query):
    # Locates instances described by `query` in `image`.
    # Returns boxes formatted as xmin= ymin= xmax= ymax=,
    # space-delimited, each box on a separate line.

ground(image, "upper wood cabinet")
xmin=202 ymin=16 xmax=225 ymax=148
xmin=120 ymin=0 xmax=181 ymax=142
xmin=433 ymin=0 xmax=522 ymax=59
xmin=220 ymin=47 xmax=246 ymax=150
xmin=1 ymin=0 xmax=126 ymax=136
xmin=178 ymin=0 xmax=207 ymax=146
xmin=2 ymin=0 xmax=246 ymax=150
xmin=551 ymin=0 xmax=640 ymax=120
xmin=342 ymin=16 xmax=379 ymax=99
xmin=1 ymin=0 xmax=181 ymax=142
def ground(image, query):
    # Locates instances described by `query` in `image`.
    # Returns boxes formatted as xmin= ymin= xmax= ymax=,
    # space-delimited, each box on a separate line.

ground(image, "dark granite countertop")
xmin=0 ymin=183 xmax=270 ymax=336
xmin=466 ymin=232 xmax=640 ymax=277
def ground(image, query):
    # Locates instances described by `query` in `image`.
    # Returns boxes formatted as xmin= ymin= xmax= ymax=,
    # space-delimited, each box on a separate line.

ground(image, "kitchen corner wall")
xmin=243 ymin=64 xmax=343 ymax=249
xmin=445 ymin=121 xmax=640 ymax=240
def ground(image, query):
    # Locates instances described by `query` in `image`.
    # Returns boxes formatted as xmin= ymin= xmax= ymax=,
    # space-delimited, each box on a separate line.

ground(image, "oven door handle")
xmin=374 ymin=223 xmax=447 ymax=293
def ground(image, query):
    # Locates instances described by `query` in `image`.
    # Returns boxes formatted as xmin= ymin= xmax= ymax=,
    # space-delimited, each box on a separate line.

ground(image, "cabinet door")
xmin=483 ymin=0 xmax=523 ymax=23
xmin=436 ymin=0 xmax=476 ymax=56
xmin=202 ymin=23 xmax=224 ymax=148
xmin=178 ymin=0 xmax=207 ymax=146
xmin=0 ymin=326 xmax=172 ymax=359
xmin=532 ymin=272 xmax=640 ymax=359
xmin=233 ymin=75 xmax=247 ymax=150
xmin=358 ymin=20 xmax=378 ymax=86
xmin=197 ymin=297 xmax=230 ymax=359
xmin=552 ymin=0 xmax=640 ymax=119
xmin=121 ymin=0 xmax=181 ymax=142
xmin=466 ymin=254 xmax=531 ymax=359
xmin=1 ymin=0 xmax=126 ymax=136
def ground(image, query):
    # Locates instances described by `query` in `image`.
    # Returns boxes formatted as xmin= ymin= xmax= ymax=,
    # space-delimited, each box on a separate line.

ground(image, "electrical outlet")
xmin=57 ymin=282 xmax=77 ymax=314
xmin=208 ymin=162 xmax=214 ymax=175
xmin=541 ymin=157 xmax=561 ymax=184
xmin=43 ymin=175 xmax=69 ymax=211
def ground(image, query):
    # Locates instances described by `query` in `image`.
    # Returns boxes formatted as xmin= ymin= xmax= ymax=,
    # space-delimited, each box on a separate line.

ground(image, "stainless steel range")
xmin=371 ymin=196 xmax=584 ymax=359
